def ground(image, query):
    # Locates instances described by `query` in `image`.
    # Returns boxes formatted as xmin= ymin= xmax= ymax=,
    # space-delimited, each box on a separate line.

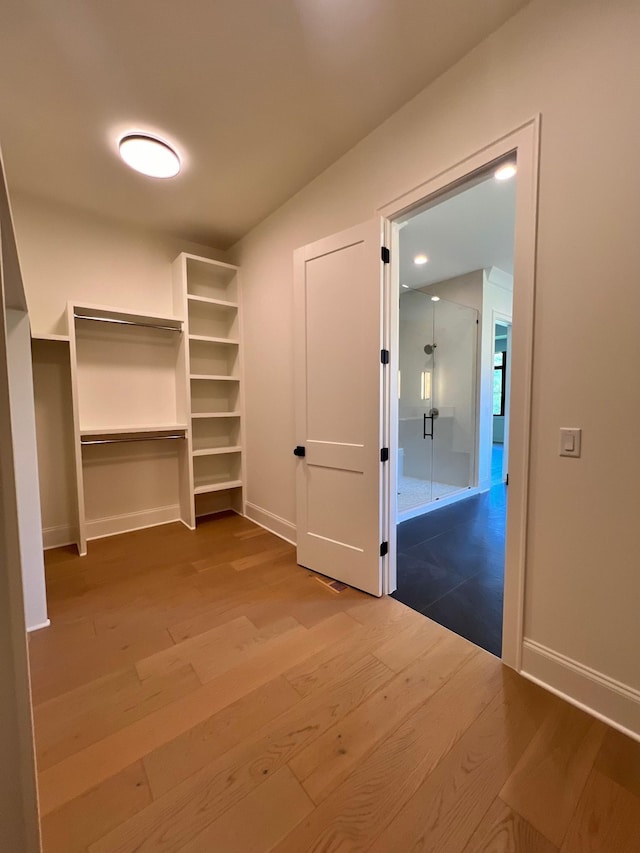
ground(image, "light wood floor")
xmin=29 ymin=513 xmax=640 ymax=852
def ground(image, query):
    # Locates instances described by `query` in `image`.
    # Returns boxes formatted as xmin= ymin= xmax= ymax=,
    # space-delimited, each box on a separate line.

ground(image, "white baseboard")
xmin=27 ymin=618 xmax=51 ymax=633
xmin=521 ymin=638 xmax=640 ymax=742
xmin=244 ymin=501 xmax=297 ymax=545
xmin=42 ymin=524 xmax=75 ymax=550
xmin=86 ymin=504 xmax=181 ymax=542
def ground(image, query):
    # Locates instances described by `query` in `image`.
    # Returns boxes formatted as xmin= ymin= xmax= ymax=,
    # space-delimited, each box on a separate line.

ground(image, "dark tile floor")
xmin=393 ymin=444 xmax=506 ymax=657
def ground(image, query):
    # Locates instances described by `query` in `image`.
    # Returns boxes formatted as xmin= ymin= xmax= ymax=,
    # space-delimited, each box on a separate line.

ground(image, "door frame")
xmin=378 ymin=117 xmax=540 ymax=670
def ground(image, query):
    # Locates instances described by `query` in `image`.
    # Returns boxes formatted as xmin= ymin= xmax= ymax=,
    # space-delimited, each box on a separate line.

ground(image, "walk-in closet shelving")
xmin=67 ymin=302 xmax=191 ymax=554
xmin=172 ymin=254 xmax=245 ymax=521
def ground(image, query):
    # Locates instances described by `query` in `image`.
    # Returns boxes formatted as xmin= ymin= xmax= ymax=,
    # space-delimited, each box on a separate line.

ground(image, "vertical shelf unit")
xmin=67 ymin=303 xmax=190 ymax=555
xmin=172 ymin=254 xmax=245 ymax=522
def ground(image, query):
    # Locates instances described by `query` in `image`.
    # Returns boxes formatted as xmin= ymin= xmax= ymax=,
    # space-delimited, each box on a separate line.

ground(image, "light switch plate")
xmin=560 ymin=427 xmax=581 ymax=458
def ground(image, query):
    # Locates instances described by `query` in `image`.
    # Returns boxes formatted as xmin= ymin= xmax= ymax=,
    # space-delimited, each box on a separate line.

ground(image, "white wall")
xmin=233 ymin=0 xmax=640 ymax=732
xmin=12 ymin=192 xmax=229 ymax=338
xmin=12 ymin=194 xmax=227 ymax=545
xmin=421 ymin=270 xmax=482 ymax=313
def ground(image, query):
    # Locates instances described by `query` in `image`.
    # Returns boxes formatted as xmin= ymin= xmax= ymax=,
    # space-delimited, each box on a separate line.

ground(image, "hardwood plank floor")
xmin=29 ymin=513 xmax=640 ymax=852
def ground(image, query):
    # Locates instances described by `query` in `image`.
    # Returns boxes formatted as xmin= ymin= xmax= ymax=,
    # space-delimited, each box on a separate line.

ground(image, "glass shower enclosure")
xmin=398 ymin=290 xmax=478 ymax=518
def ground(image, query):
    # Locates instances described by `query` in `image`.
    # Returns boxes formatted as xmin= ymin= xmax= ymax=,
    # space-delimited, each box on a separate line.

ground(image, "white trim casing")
xmin=66 ymin=303 xmax=87 ymax=556
xmin=85 ymin=504 xmax=181 ymax=541
xmin=27 ymin=620 xmax=51 ymax=633
xmin=244 ymin=501 xmax=297 ymax=545
xmin=522 ymin=639 xmax=640 ymax=744
xmin=381 ymin=218 xmax=396 ymax=594
xmin=42 ymin=524 xmax=75 ymax=550
xmin=378 ymin=117 xmax=541 ymax=671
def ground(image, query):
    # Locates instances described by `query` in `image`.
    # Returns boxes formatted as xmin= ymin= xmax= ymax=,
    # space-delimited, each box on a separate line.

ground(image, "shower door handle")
xmin=423 ymin=408 xmax=439 ymax=440
xmin=423 ymin=412 xmax=434 ymax=440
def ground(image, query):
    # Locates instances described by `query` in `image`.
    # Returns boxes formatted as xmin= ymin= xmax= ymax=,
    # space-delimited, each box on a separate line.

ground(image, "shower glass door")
xmin=431 ymin=298 xmax=478 ymax=500
xmin=398 ymin=291 xmax=478 ymax=517
xmin=398 ymin=290 xmax=435 ymax=512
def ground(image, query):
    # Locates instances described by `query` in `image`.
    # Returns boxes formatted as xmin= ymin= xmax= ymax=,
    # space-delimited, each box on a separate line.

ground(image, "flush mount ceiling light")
xmin=494 ymin=162 xmax=517 ymax=181
xmin=431 ymin=296 xmax=441 ymax=302
xmin=118 ymin=133 xmax=181 ymax=178
xmin=401 ymin=284 xmax=410 ymax=289
xmin=414 ymin=254 xmax=429 ymax=265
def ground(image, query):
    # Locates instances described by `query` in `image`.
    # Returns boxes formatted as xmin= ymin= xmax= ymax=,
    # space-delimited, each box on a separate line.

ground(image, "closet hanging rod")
xmin=81 ymin=434 xmax=185 ymax=446
xmin=74 ymin=314 xmax=181 ymax=332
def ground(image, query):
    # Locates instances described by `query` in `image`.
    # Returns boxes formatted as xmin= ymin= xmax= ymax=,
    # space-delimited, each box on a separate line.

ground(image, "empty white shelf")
xmin=192 ymin=446 xmax=242 ymax=457
xmin=190 ymin=374 xmax=240 ymax=381
xmin=194 ymin=480 xmax=243 ymax=495
xmin=32 ymin=332 xmax=70 ymax=342
xmin=174 ymin=251 xmax=244 ymax=524
xmin=73 ymin=303 xmax=182 ymax=331
xmin=188 ymin=334 xmax=240 ymax=345
xmin=187 ymin=294 xmax=238 ymax=309
xmin=80 ymin=424 xmax=187 ymax=436
xmin=191 ymin=411 xmax=241 ymax=419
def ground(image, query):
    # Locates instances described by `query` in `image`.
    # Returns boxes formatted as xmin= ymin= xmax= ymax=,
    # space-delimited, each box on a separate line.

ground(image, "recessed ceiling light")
xmin=494 ymin=162 xmax=517 ymax=181
xmin=414 ymin=254 xmax=429 ymax=265
xmin=401 ymin=284 xmax=410 ymax=289
xmin=118 ymin=133 xmax=181 ymax=178
xmin=431 ymin=296 xmax=440 ymax=302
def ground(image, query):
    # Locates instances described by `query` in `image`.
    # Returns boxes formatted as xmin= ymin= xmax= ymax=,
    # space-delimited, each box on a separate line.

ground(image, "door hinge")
xmin=293 ymin=446 xmax=306 ymax=457
xmin=381 ymin=246 xmax=390 ymax=264
xmin=380 ymin=349 xmax=389 ymax=364
xmin=380 ymin=541 xmax=389 ymax=557
xmin=380 ymin=447 xmax=389 ymax=463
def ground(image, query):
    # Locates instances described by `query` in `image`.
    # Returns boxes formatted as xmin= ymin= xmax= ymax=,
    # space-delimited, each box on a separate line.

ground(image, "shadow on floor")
xmin=393 ymin=480 xmax=506 ymax=657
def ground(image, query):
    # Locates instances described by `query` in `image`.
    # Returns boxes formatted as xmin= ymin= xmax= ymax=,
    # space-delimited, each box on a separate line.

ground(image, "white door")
xmin=293 ymin=219 xmax=388 ymax=596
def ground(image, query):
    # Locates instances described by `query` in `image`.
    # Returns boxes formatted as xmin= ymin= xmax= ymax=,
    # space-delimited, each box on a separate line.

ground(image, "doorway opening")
xmin=391 ymin=159 xmax=516 ymax=657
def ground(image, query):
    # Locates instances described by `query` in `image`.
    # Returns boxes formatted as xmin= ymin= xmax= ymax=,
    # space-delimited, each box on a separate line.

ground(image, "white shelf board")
xmin=32 ymin=332 xmax=70 ymax=343
xmin=194 ymin=480 xmax=243 ymax=495
xmin=190 ymin=374 xmax=239 ymax=382
xmin=181 ymin=252 xmax=239 ymax=272
xmin=188 ymin=334 xmax=240 ymax=345
xmin=80 ymin=424 xmax=187 ymax=437
xmin=187 ymin=294 xmax=238 ymax=309
xmin=191 ymin=412 xmax=241 ymax=419
xmin=192 ymin=446 xmax=242 ymax=457
xmin=72 ymin=302 xmax=182 ymax=331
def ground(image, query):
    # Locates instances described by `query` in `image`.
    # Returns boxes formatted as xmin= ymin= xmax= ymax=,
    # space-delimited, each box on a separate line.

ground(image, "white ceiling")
xmin=0 ymin=0 xmax=530 ymax=248
xmin=399 ymin=172 xmax=516 ymax=288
